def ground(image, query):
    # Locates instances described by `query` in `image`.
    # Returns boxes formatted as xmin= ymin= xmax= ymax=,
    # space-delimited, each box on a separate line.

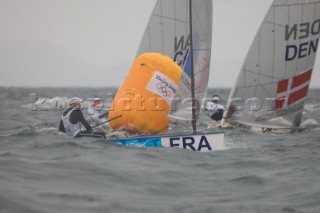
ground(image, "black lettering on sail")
xmin=285 ymin=38 xmax=319 ymax=61
xmin=175 ymin=36 xmax=185 ymax=52
xmin=309 ymin=38 xmax=319 ymax=55
xmin=299 ymin=23 xmax=310 ymax=39
xmin=285 ymin=24 xmax=297 ymax=41
xmin=174 ymin=35 xmax=190 ymax=52
xmin=174 ymin=35 xmax=190 ymax=66
xmin=312 ymin=19 xmax=320 ymax=35
xmin=285 ymin=20 xmax=320 ymax=41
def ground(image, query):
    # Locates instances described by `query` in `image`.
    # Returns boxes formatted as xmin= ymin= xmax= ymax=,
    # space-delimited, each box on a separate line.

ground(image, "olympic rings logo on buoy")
xmin=156 ymin=83 xmax=171 ymax=97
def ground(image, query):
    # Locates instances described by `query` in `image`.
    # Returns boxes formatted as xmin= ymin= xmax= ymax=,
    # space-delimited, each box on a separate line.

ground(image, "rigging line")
xmin=159 ymin=0 xmax=165 ymax=53
xmin=266 ymin=1 xmax=320 ymax=35
xmin=285 ymin=1 xmax=320 ymax=6
xmin=272 ymin=1 xmax=320 ymax=8
xmin=91 ymin=115 xmax=122 ymax=128
xmin=244 ymin=69 xmax=283 ymax=80
xmin=261 ymin=84 xmax=275 ymax=98
xmin=193 ymin=48 xmax=211 ymax=51
xmin=152 ymin=123 xmax=176 ymax=135
xmin=235 ymin=81 xmax=279 ymax=90
xmin=264 ymin=21 xmax=286 ymax=29
xmin=238 ymin=86 xmax=249 ymax=100
xmin=152 ymin=14 xmax=189 ymax=24
xmin=265 ymin=20 xmax=317 ymax=35
xmin=272 ymin=5 xmax=276 ymax=83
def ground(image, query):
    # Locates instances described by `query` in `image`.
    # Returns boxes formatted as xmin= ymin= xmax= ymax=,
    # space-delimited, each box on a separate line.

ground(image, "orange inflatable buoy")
xmin=108 ymin=52 xmax=182 ymax=133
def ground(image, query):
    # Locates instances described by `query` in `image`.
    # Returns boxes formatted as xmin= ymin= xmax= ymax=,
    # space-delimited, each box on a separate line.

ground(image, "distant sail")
xmin=137 ymin=0 xmax=213 ymax=124
xmin=224 ymin=0 xmax=320 ymax=129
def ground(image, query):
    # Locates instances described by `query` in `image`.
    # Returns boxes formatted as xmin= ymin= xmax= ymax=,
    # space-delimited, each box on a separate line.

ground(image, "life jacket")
xmin=88 ymin=104 xmax=103 ymax=119
xmin=61 ymin=109 xmax=81 ymax=137
xmin=206 ymin=102 xmax=225 ymax=117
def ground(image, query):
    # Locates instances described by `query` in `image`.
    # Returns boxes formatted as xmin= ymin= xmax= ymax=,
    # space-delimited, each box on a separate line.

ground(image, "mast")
xmin=189 ymin=0 xmax=196 ymax=133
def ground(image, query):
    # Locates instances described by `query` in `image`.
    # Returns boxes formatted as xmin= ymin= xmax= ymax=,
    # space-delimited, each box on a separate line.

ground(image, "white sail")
xmin=137 ymin=0 xmax=213 ymax=126
xmin=223 ymin=0 xmax=320 ymax=129
xmin=109 ymin=0 xmax=225 ymax=151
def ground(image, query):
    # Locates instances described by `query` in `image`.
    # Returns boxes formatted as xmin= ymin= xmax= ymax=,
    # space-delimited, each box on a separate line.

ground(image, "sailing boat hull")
xmin=112 ymin=132 xmax=225 ymax=152
xmin=108 ymin=0 xmax=224 ymax=149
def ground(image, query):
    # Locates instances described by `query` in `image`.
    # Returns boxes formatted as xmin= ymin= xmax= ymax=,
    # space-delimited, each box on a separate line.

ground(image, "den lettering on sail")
xmin=285 ymin=19 xmax=320 ymax=61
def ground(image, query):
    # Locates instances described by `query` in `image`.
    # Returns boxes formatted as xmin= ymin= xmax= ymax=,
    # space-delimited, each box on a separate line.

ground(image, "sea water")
xmin=0 ymin=87 xmax=319 ymax=213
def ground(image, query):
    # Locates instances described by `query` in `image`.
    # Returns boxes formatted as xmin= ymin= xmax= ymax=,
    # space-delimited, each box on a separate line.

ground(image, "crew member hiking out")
xmin=204 ymin=95 xmax=225 ymax=121
xmin=59 ymin=97 xmax=106 ymax=139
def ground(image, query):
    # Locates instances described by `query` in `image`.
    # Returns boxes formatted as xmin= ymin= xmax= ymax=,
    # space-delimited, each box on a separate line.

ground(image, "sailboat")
xmin=221 ymin=0 xmax=320 ymax=133
xmin=109 ymin=0 xmax=225 ymax=152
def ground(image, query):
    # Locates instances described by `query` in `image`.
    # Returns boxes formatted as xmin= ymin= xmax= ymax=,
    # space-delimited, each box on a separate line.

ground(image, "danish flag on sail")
xmin=274 ymin=69 xmax=312 ymax=110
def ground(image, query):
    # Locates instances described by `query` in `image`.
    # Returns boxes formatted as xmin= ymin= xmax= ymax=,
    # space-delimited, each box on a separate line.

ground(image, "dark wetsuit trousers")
xmin=210 ymin=109 xmax=224 ymax=121
xmin=75 ymin=130 xmax=106 ymax=139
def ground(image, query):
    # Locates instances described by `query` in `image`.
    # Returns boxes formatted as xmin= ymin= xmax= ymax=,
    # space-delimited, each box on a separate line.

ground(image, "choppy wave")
xmin=22 ymin=96 xmax=69 ymax=111
xmin=0 ymin=123 xmax=58 ymax=137
xmin=299 ymin=119 xmax=319 ymax=131
xmin=1 ymin=87 xmax=320 ymax=213
xmin=304 ymin=103 xmax=320 ymax=112
xmin=229 ymin=175 xmax=267 ymax=185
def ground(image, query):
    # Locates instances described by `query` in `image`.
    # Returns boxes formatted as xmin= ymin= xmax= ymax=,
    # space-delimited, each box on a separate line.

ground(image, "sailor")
xmin=88 ymin=96 xmax=109 ymax=119
xmin=205 ymin=95 xmax=225 ymax=121
xmin=59 ymin=97 xmax=106 ymax=139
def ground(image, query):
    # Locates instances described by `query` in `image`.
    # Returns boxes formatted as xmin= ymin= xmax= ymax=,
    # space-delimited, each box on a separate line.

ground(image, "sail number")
xmin=169 ymin=135 xmax=213 ymax=151
xmin=285 ymin=19 xmax=320 ymax=61
xmin=174 ymin=35 xmax=190 ymax=66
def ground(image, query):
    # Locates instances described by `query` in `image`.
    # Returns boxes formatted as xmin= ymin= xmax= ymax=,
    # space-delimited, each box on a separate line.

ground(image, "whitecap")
xmin=299 ymin=119 xmax=319 ymax=131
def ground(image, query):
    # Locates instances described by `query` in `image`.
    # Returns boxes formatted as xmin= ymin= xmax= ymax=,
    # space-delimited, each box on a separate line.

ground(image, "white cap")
xmin=69 ymin=97 xmax=83 ymax=105
xmin=93 ymin=97 xmax=101 ymax=101
xmin=212 ymin=96 xmax=220 ymax=101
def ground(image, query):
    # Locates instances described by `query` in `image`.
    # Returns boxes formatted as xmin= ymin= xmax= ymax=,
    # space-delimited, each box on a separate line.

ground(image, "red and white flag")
xmin=274 ymin=68 xmax=312 ymax=110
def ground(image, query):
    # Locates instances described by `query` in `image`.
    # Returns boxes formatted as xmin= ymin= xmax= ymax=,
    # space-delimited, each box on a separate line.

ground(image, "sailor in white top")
xmin=88 ymin=97 xmax=109 ymax=119
xmin=205 ymin=95 xmax=225 ymax=121
xmin=59 ymin=97 xmax=106 ymax=139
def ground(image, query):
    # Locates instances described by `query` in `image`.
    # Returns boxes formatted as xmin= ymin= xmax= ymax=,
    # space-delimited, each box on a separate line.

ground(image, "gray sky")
xmin=0 ymin=0 xmax=319 ymax=88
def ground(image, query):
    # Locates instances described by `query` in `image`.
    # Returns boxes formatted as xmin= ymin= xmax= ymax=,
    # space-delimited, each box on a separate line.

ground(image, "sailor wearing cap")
xmin=204 ymin=95 xmax=225 ymax=121
xmin=88 ymin=96 xmax=109 ymax=119
xmin=59 ymin=97 xmax=106 ymax=139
